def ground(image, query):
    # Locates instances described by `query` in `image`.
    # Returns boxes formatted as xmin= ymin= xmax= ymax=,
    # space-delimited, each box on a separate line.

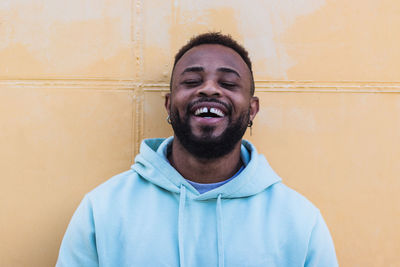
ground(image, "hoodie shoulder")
xmin=263 ymin=182 xmax=321 ymax=235
xmin=86 ymin=169 xmax=141 ymax=202
xmin=268 ymin=182 xmax=319 ymax=215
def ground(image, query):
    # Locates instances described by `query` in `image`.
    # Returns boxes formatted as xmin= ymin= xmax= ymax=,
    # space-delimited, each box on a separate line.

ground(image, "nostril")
xmin=197 ymin=86 xmax=221 ymax=97
xmin=198 ymin=91 xmax=208 ymax=97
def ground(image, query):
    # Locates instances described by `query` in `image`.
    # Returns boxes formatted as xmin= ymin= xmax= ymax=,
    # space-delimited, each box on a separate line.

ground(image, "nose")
xmin=196 ymin=80 xmax=222 ymax=97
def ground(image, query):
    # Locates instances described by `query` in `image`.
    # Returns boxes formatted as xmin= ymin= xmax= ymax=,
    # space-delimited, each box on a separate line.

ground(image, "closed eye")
xmin=220 ymin=82 xmax=236 ymax=89
xmin=182 ymin=80 xmax=202 ymax=87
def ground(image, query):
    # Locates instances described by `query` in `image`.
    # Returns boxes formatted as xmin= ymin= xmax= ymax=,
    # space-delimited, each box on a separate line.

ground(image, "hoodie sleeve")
xmin=56 ymin=195 xmax=99 ymax=267
xmin=304 ymin=211 xmax=338 ymax=267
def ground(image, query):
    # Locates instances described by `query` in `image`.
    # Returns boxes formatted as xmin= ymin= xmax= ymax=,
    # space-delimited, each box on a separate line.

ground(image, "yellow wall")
xmin=1 ymin=0 xmax=399 ymax=266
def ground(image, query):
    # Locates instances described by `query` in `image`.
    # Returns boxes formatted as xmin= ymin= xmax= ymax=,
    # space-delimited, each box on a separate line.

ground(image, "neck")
xmin=168 ymin=136 xmax=243 ymax=184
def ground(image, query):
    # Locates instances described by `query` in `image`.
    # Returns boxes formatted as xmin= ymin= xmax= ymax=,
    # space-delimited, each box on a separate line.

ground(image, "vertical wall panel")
xmin=0 ymin=85 xmax=135 ymax=266
xmin=0 ymin=1 xmax=138 ymax=266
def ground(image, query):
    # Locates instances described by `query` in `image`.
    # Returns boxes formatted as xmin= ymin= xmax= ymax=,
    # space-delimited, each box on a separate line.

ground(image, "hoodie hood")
xmin=132 ymin=137 xmax=281 ymax=200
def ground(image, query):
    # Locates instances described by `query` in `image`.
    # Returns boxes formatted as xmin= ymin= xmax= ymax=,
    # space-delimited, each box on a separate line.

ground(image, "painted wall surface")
xmin=1 ymin=0 xmax=399 ymax=266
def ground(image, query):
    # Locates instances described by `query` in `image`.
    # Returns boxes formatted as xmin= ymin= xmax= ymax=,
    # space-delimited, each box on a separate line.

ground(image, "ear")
xmin=165 ymin=92 xmax=171 ymax=115
xmin=249 ymin=96 xmax=259 ymax=122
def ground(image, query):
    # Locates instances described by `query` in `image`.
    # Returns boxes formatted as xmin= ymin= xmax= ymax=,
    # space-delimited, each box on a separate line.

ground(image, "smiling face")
xmin=166 ymin=44 xmax=259 ymax=159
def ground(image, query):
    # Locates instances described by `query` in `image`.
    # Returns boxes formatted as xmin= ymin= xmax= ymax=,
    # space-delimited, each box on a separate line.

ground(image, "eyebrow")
xmin=217 ymin=67 xmax=240 ymax=78
xmin=181 ymin=66 xmax=241 ymax=78
xmin=181 ymin=66 xmax=204 ymax=75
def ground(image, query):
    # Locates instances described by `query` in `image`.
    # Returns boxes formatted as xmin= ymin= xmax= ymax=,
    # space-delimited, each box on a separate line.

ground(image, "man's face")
xmin=165 ymin=44 xmax=259 ymax=159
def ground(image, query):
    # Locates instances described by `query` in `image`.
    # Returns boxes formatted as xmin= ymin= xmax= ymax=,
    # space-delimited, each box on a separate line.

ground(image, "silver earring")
xmin=248 ymin=120 xmax=253 ymax=136
xmin=166 ymin=115 xmax=172 ymax=124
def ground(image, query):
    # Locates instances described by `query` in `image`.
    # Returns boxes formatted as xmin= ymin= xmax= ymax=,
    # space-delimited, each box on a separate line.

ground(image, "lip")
xmin=192 ymin=115 xmax=226 ymax=125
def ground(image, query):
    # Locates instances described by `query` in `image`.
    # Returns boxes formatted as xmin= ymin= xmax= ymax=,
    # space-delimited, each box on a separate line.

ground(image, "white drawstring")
xmin=179 ymin=187 xmax=225 ymax=267
xmin=178 ymin=185 xmax=186 ymax=267
xmin=216 ymin=194 xmax=225 ymax=267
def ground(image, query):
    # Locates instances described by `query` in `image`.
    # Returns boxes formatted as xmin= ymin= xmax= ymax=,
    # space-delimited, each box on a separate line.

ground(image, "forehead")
xmin=174 ymin=44 xmax=249 ymax=74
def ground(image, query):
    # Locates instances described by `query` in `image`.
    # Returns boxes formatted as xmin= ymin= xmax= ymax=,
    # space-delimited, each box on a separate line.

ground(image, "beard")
xmin=170 ymin=100 xmax=250 ymax=159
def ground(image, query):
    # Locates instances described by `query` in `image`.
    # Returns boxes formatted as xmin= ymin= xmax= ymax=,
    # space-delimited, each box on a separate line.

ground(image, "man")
xmin=57 ymin=32 xmax=338 ymax=266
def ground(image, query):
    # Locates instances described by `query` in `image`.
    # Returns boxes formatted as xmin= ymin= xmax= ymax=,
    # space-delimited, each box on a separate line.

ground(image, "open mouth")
xmin=189 ymin=100 xmax=230 ymax=121
xmin=194 ymin=107 xmax=225 ymax=118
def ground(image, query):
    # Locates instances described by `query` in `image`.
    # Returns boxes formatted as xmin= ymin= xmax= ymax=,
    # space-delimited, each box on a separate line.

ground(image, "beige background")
xmin=1 ymin=0 xmax=399 ymax=266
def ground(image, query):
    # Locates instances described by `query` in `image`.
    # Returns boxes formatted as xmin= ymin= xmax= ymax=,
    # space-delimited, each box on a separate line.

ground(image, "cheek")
xmin=231 ymin=96 xmax=250 ymax=112
xmin=171 ymin=91 xmax=192 ymax=108
xmin=169 ymin=99 xmax=186 ymax=117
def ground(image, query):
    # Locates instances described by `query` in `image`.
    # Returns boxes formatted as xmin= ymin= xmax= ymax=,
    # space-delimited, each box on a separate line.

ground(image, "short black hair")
xmin=171 ymin=32 xmax=255 ymax=95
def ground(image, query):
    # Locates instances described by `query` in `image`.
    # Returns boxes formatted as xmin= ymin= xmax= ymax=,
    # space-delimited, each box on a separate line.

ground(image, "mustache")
xmin=186 ymin=98 xmax=232 ymax=114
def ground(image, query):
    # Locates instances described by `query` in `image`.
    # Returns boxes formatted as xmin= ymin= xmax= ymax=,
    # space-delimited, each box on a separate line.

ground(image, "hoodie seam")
xmin=303 ymin=209 xmax=320 ymax=265
xmin=134 ymin=154 xmax=199 ymax=197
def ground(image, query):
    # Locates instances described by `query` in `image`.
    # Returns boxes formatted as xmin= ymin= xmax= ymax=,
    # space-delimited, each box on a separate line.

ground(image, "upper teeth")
xmin=194 ymin=107 xmax=224 ymax=117
xmin=210 ymin=108 xmax=224 ymax=117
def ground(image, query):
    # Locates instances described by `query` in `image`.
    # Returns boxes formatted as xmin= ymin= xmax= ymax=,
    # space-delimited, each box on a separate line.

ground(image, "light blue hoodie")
xmin=57 ymin=138 xmax=338 ymax=267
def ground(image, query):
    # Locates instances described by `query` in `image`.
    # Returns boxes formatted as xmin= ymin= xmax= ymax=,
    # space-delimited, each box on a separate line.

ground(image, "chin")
xmin=191 ymin=126 xmax=225 ymax=140
xmin=171 ymin=112 xmax=249 ymax=159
